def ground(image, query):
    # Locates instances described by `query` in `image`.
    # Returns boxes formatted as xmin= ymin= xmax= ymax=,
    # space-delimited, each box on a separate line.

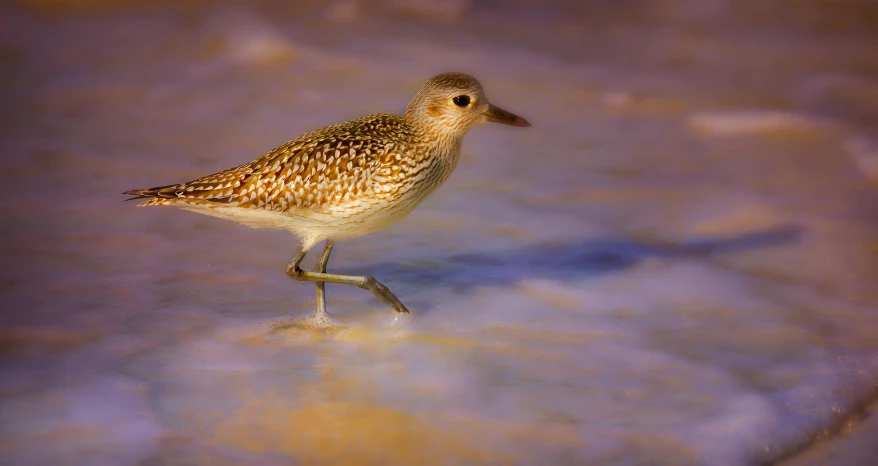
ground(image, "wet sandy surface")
xmin=2 ymin=1 xmax=877 ymax=464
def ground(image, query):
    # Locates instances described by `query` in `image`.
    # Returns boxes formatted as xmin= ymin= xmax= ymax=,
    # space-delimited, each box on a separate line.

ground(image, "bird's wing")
xmin=229 ymin=134 xmax=388 ymax=212
xmin=124 ymin=114 xmax=408 ymax=211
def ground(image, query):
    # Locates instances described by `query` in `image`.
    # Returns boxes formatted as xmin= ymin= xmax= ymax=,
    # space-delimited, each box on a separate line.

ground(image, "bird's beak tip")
xmin=485 ymin=104 xmax=531 ymax=128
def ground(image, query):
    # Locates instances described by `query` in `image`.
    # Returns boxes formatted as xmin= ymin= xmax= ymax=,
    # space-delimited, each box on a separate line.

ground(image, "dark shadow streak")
xmin=333 ymin=225 xmax=804 ymax=311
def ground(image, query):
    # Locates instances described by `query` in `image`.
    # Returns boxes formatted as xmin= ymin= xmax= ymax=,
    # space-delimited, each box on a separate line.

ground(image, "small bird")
xmin=124 ymin=72 xmax=530 ymax=322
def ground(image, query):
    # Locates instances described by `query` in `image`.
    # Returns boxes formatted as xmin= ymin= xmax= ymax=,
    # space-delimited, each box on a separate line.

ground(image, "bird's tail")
xmin=122 ymin=184 xmax=181 ymax=204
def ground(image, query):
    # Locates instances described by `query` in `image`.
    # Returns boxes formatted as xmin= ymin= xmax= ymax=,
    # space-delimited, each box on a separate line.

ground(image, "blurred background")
xmin=2 ymin=1 xmax=877 ymax=465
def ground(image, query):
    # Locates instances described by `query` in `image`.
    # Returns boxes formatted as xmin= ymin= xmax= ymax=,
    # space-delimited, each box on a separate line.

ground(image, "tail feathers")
xmin=122 ymin=184 xmax=181 ymax=202
xmin=122 ymin=184 xmax=232 ymax=207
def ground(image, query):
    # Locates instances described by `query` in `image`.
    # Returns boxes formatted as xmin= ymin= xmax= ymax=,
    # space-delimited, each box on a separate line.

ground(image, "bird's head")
xmin=404 ymin=72 xmax=531 ymax=138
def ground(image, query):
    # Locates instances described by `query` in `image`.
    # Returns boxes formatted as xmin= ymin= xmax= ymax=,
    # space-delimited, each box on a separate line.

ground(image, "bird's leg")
xmin=314 ymin=241 xmax=334 ymax=318
xmin=285 ymin=248 xmax=410 ymax=314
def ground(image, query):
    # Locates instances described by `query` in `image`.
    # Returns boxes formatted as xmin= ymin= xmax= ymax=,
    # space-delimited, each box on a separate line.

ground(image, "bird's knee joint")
xmin=286 ymin=265 xmax=306 ymax=280
xmin=359 ymin=276 xmax=378 ymax=290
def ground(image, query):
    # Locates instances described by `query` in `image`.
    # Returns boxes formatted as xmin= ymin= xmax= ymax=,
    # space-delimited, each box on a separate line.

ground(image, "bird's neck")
xmin=415 ymin=122 xmax=463 ymax=160
xmin=405 ymin=112 xmax=463 ymax=146
xmin=402 ymin=116 xmax=464 ymax=180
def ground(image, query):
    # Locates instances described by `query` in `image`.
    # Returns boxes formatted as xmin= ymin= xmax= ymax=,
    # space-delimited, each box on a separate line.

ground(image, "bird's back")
xmin=127 ymin=113 xmax=424 ymax=211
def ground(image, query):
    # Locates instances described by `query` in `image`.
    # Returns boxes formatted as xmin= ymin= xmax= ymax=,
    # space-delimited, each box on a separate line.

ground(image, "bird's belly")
xmin=176 ymin=199 xmax=413 ymax=244
xmin=305 ymin=185 xmax=432 ymax=239
xmin=300 ymin=156 xmax=454 ymax=241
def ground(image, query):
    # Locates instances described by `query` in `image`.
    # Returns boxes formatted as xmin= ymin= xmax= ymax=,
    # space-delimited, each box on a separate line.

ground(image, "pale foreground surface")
xmin=1 ymin=2 xmax=877 ymax=465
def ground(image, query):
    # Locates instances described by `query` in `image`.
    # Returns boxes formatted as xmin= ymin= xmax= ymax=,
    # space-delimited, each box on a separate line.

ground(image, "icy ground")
xmin=1 ymin=2 xmax=877 ymax=465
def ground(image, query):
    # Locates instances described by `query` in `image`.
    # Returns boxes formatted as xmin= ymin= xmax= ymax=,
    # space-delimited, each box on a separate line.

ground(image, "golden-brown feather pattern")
xmin=129 ymin=114 xmax=431 ymax=214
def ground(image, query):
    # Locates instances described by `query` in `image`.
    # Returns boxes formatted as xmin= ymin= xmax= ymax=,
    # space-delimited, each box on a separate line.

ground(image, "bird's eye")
xmin=452 ymin=95 xmax=470 ymax=107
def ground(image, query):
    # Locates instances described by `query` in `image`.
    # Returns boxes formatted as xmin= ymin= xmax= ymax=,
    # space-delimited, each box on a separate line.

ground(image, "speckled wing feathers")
xmin=124 ymin=114 xmax=420 ymax=213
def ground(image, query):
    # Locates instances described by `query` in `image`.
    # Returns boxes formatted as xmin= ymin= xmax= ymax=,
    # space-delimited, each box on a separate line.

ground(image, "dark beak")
xmin=484 ymin=104 xmax=531 ymax=127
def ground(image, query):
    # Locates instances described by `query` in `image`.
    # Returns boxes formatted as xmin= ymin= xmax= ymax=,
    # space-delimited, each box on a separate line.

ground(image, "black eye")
xmin=452 ymin=95 xmax=470 ymax=107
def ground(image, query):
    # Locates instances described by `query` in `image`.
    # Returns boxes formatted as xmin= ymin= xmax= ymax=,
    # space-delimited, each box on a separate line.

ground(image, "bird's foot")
xmin=283 ymin=312 xmax=347 ymax=332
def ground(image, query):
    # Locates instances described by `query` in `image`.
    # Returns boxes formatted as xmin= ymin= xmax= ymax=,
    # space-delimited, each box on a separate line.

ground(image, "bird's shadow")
xmin=333 ymin=225 xmax=804 ymax=313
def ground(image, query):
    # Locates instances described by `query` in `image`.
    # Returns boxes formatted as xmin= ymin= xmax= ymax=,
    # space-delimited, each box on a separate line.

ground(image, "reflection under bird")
xmin=123 ymin=72 xmax=531 ymax=323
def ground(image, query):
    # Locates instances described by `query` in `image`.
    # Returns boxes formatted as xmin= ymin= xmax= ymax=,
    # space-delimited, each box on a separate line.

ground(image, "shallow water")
xmin=2 ymin=1 xmax=878 ymax=465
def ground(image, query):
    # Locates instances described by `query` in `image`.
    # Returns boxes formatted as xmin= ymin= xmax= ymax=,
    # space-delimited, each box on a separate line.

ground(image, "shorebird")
xmin=124 ymin=72 xmax=530 ymax=322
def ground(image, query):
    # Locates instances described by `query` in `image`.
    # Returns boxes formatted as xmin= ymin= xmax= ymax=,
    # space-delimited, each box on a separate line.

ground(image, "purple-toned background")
xmin=2 ymin=1 xmax=877 ymax=464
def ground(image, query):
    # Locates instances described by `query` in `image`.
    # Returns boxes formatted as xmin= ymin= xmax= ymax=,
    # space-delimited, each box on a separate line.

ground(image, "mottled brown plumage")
xmin=127 ymin=115 xmax=412 ymax=210
xmin=124 ymin=72 xmax=530 ymax=321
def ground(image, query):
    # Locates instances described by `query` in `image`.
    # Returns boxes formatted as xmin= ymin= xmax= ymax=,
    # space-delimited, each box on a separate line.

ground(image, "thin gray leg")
xmin=314 ymin=241 xmax=334 ymax=318
xmin=285 ymin=247 xmax=410 ymax=314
